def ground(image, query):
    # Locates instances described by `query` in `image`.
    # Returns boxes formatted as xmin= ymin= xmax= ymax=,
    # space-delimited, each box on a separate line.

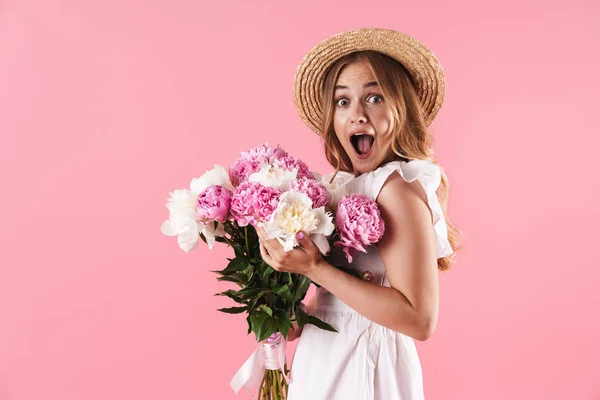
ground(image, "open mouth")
xmin=350 ymin=133 xmax=375 ymax=158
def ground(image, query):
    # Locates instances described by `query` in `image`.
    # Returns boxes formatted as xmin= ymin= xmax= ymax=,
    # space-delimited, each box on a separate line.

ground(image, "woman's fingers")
xmin=259 ymin=241 xmax=273 ymax=264
xmin=256 ymin=226 xmax=282 ymax=258
xmin=257 ymin=226 xmax=279 ymax=269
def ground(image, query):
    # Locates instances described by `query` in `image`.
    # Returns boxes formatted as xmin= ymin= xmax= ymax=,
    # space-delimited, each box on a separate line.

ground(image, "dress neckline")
xmin=333 ymin=159 xmax=407 ymax=185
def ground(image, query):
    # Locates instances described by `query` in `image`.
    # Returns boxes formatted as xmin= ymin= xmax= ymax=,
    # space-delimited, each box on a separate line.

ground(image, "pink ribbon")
xmin=230 ymin=333 xmax=292 ymax=397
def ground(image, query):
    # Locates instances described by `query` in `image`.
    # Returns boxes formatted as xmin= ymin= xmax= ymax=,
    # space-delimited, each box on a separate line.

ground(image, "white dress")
xmin=287 ymin=160 xmax=454 ymax=400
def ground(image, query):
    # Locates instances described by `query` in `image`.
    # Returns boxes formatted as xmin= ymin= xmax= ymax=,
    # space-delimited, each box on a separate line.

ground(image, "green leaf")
xmin=249 ymin=310 xmax=282 ymax=342
xmin=251 ymin=241 xmax=261 ymax=258
xmin=256 ymin=290 xmax=274 ymax=300
xmin=260 ymin=305 xmax=273 ymax=317
xmin=275 ymin=310 xmax=292 ymax=339
xmin=220 ymin=258 xmax=249 ymax=275
xmin=246 ymin=314 xmax=252 ymax=335
xmin=237 ymin=287 xmax=270 ymax=298
xmin=247 ymin=298 xmax=260 ymax=315
xmin=250 ymin=311 xmax=270 ymax=341
xmin=246 ymin=224 xmax=259 ymax=245
xmin=308 ymin=315 xmax=338 ymax=333
xmin=249 ymin=258 xmax=260 ymax=266
xmin=261 ymin=265 xmax=275 ymax=278
xmin=274 ymin=284 xmax=293 ymax=302
xmin=295 ymin=304 xmax=308 ymax=327
xmin=245 ymin=291 xmax=274 ymax=315
xmin=245 ymin=263 xmax=255 ymax=282
xmin=232 ymin=242 xmax=245 ymax=258
xmin=262 ymin=318 xmax=279 ymax=342
xmin=293 ymin=275 xmax=312 ymax=302
xmin=217 ymin=306 xmax=248 ymax=314
xmin=214 ymin=289 xmax=244 ymax=304
xmin=216 ymin=273 xmax=247 ymax=285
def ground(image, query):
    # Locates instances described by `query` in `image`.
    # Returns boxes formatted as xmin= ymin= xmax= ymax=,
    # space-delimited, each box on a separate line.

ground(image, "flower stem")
xmin=272 ymin=370 xmax=279 ymax=400
xmin=275 ymin=370 xmax=283 ymax=399
xmin=266 ymin=369 xmax=272 ymax=399
xmin=257 ymin=374 xmax=264 ymax=399
xmin=260 ymin=369 xmax=268 ymax=400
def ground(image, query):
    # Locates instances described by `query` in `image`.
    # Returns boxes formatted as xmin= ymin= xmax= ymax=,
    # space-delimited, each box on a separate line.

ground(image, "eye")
xmin=335 ymin=98 xmax=349 ymax=107
xmin=368 ymin=95 xmax=383 ymax=104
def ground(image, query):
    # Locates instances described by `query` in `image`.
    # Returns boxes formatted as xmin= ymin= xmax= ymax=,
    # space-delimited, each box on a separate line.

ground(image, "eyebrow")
xmin=334 ymin=81 xmax=379 ymax=90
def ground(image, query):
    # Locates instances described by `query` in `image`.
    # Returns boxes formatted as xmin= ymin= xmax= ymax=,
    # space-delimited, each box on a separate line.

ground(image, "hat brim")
xmin=293 ymin=28 xmax=445 ymax=136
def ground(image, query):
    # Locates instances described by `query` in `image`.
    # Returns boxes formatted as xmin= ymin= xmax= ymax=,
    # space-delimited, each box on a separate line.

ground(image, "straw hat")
xmin=292 ymin=28 xmax=445 ymax=136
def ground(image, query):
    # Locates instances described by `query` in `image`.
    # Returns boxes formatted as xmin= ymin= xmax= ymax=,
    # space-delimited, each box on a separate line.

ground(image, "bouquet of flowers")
xmin=160 ymin=143 xmax=385 ymax=399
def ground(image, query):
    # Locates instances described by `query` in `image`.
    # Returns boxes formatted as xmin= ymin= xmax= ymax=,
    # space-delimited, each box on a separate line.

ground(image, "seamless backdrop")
xmin=1 ymin=0 xmax=599 ymax=399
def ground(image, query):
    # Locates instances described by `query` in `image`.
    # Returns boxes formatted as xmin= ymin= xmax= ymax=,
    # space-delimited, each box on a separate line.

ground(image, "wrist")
xmin=308 ymin=258 xmax=328 ymax=282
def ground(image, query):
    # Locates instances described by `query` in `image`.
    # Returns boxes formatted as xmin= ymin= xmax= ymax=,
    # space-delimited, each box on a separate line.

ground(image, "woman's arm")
xmin=307 ymin=173 xmax=440 ymax=341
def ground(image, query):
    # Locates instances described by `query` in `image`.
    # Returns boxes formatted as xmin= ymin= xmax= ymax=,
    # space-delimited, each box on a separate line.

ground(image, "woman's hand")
xmin=255 ymin=227 xmax=324 ymax=277
xmin=287 ymin=321 xmax=303 ymax=341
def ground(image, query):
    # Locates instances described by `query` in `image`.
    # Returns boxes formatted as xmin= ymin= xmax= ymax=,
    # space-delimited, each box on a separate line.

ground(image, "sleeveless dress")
xmin=286 ymin=159 xmax=454 ymax=400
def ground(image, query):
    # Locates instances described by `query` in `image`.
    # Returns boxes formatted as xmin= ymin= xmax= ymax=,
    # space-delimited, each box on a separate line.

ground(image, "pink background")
xmin=1 ymin=0 xmax=599 ymax=399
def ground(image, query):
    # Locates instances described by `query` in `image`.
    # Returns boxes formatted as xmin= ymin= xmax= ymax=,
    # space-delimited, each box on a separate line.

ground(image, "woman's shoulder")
xmin=372 ymin=159 xmax=453 ymax=259
xmin=366 ymin=159 xmax=441 ymax=200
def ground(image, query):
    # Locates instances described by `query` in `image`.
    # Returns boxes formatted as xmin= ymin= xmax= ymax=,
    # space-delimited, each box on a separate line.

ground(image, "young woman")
xmin=256 ymin=28 xmax=462 ymax=400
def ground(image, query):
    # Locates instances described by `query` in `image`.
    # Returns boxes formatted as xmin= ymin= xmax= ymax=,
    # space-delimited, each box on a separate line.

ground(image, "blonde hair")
xmin=321 ymin=51 xmax=463 ymax=271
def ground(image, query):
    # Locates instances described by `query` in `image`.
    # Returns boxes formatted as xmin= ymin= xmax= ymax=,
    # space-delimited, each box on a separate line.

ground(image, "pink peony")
xmin=291 ymin=177 xmax=330 ymax=208
xmin=228 ymin=155 xmax=264 ymax=186
xmin=247 ymin=143 xmax=288 ymax=160
xmin=334 ymin=194 xmax=385 ymax=263
xmin=274 ymin=156 xmax=313 ymax=180
xmin=228 ymin=143 xmax=289 ymax=186
xmin=230 ymin=181 xmax=282 ymax=226
xmin=196 ymin=185 xmax=232 ymax=223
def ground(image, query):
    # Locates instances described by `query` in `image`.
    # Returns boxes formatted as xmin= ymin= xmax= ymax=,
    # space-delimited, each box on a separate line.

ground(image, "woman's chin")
xmin=350 ymin=152 xmax=394 ymax=175
xmin=351 ymin=158 xmax=380 ymax=175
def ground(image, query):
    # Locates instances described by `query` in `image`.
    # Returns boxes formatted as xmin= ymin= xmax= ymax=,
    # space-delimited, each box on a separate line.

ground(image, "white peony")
xmin=260 ymin=190 xmax=335 ymax=254
xmin=160 ymin=165 xmax=232 ymax=251
xmin=190 ymin=164 xmax=235 ymax=194
xmin=248 ymin=164 xmax=297 ymax=191
xmin=317 ymin=171 xmax=354 ymax=211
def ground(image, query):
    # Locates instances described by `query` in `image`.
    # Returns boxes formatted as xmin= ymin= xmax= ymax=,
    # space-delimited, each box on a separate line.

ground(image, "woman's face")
xmin=333 ymin=60 xmax=396 ymax=176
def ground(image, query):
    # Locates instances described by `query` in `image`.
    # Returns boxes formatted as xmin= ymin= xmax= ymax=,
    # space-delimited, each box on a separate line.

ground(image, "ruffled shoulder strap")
xmin=368 ymin=160 xmax=453 ymax=259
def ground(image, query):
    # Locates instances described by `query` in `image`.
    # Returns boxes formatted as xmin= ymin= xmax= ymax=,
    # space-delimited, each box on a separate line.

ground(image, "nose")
xmin=350 ymin=102 xmax=367 ymax=124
